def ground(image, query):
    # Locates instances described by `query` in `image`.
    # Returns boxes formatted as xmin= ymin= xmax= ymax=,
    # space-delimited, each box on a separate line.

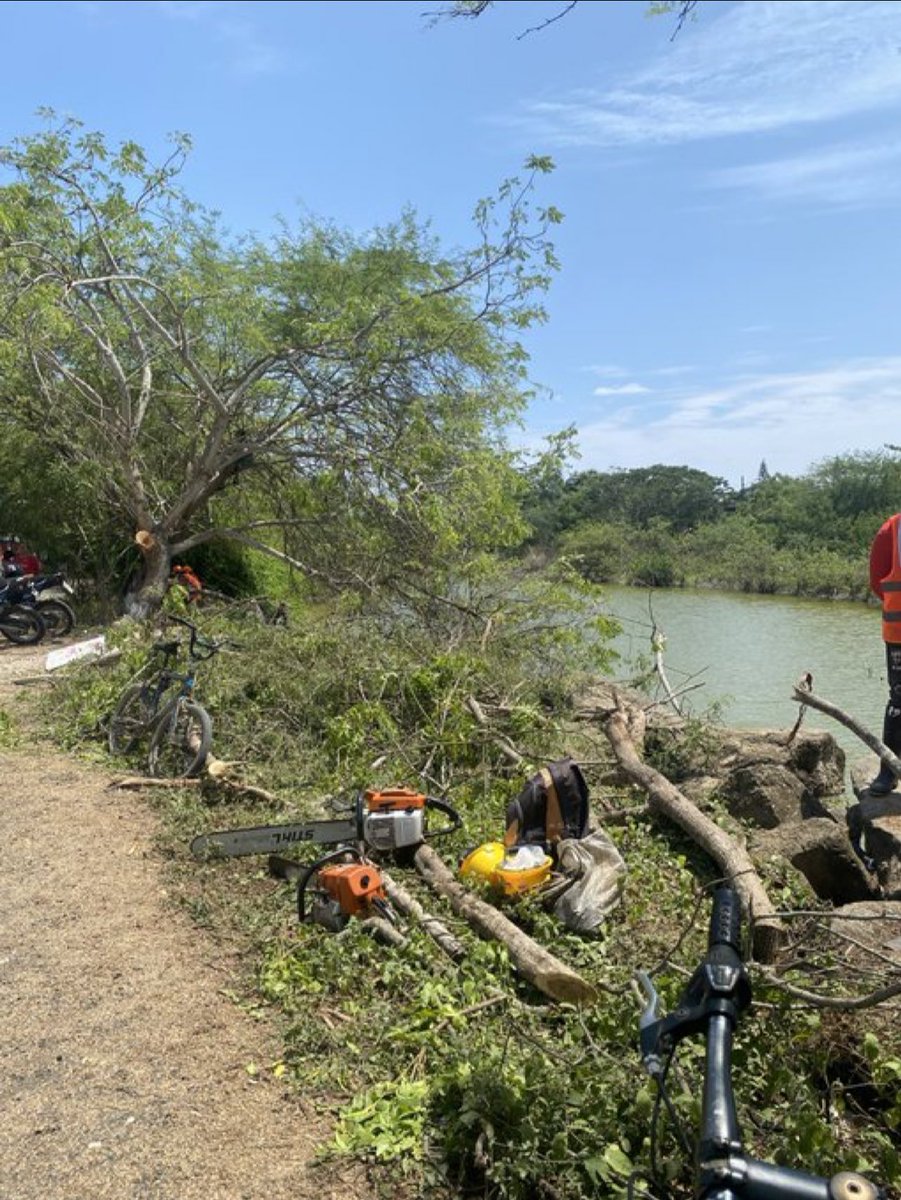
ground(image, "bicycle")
xmin=107 ymin=615 xmax=228 ymax=778
xmin=635 ymin=888 xmax=885 ymax=1200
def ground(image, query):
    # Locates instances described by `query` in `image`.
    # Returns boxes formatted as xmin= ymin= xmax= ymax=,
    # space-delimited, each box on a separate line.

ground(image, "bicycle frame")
xmin=637 ymin=889 xmax=884 ymax=1200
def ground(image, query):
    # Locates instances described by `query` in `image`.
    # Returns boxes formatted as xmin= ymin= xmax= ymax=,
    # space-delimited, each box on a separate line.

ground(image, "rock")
xmin=696 ymin=729 xmax=843 ymax=830
xmin=828 ymin=900 xmax=901 ymax=964
xmin=720 ymin=761 xmax=831 ymax=829
xmin=850 ymin=757 xmax=901 ymax=898
xmin=750 ymin=819 xmax=879 ymax=904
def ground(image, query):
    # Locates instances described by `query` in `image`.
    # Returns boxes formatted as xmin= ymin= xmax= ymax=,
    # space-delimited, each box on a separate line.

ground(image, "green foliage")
xmin=331 ymin=1079 xmax=429 ymax=1163
xmin=528 ymin=450 xmax=900 ymax=599
xmin=1 ymin=117 xmax=560 ymax=613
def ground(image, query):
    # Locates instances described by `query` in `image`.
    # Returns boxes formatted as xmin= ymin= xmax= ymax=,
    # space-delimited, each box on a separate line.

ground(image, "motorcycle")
xmin=18 ymin=572 xmax=76 ymax=638
xmin=0 ymin=576 xmax=46 ymax=644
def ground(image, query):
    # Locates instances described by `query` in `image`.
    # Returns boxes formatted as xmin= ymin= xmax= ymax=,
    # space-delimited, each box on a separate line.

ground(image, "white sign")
xmin=45 ymin=635 xmax=107 ymax=673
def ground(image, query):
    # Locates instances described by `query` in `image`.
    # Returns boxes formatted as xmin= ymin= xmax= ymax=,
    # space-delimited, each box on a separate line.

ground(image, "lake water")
xmin=600 ymin=585 xmax=886 ymax=771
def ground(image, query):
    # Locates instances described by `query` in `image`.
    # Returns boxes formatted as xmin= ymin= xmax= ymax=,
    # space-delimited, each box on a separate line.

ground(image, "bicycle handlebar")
xmin=165 ymin=614 xmax=235 ymax=660
xmin=637 ymin=888 xmax=884 ymax=1200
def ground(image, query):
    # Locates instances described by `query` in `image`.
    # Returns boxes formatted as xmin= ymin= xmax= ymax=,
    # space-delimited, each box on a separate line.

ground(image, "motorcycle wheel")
xmin=36 ymin=598 xmax=76 ymax=638
xmin=0 ymin=606 xmax=45 ymax=645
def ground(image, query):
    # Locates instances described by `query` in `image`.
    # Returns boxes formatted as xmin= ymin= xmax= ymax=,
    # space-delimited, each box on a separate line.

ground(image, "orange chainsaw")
xmin=295 ymin=847 xmax=394 ymax=932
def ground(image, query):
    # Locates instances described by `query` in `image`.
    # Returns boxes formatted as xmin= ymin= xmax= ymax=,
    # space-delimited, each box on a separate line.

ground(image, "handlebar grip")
xmin=709 ymin=887 xmax=742 ymax=953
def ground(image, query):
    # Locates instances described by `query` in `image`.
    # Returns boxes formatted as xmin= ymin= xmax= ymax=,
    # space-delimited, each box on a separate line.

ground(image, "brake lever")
xmin=635 ymin=971 xmax=665 ymax=1078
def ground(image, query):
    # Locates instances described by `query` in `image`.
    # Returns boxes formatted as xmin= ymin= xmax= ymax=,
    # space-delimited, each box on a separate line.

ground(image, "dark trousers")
xmin=883 ymin=642 xmax=901 ymax=751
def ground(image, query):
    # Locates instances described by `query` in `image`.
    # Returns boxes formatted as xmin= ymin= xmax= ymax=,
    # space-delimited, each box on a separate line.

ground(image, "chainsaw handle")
xmin=424 ymin=795 xmax=463 ymax=840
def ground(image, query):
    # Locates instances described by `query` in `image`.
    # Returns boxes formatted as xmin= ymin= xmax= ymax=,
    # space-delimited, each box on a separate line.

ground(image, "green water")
xmin=600 ymin=585 xmax=885 ymax=770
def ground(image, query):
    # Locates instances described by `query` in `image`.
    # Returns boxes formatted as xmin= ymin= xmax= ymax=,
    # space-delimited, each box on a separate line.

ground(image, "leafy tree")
xmin=0 ymin=118 xmax=560 ymax=616
xmin=518 ymin=426 xmax=580 ymax=547
xmin=557 ymin=464 xmax=732 ymax=534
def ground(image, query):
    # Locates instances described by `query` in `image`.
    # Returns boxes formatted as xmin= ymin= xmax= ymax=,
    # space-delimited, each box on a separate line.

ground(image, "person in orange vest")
xmin=170 ymin=563 xmax=203 ymax=604
xmin=868 ymin=513 xmax=901 ymax=793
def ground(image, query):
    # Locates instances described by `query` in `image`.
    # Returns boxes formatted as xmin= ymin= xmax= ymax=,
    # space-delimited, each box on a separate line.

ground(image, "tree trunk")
xmin=413 ymin=843 xmax=598 ymax=1004
xmin=603 ymin=709 xmax=784 ymax=963
xmin=124 ymin=530 xmax=171 ymax=619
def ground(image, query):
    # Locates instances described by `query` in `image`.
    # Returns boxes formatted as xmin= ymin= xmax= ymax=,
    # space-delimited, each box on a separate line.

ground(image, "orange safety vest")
xmin=880 ymin=514 xmax=901 ymax=643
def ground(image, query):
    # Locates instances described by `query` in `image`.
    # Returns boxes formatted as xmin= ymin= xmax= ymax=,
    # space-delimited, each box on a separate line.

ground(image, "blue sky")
xmin=1 ymin=0 xmax=899 ymax=488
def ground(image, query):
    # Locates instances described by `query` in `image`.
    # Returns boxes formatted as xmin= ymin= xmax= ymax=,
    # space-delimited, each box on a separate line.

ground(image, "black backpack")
xmin=504 ymin=757 xmax=590 ymax=849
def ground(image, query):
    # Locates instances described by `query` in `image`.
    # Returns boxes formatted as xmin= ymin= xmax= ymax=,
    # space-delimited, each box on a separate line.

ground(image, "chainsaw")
xmin=294 ymin=847 xmax=394 ymax=932
xmin=189 ymin=786 xmax=461 ymax=860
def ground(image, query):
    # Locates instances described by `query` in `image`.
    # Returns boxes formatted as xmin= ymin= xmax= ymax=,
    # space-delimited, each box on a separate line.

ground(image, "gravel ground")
xmin=0 ymin=639 xmax=368 ymax=1200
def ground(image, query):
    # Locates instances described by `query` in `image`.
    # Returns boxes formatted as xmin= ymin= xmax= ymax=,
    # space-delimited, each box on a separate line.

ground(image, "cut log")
xmin=380 ymin=871 xmax=467 ymax=961
xmin=603 ymin=709 xmax=784 ymax=963
xmin=413 ymin=843 xmax=598 ymax=1004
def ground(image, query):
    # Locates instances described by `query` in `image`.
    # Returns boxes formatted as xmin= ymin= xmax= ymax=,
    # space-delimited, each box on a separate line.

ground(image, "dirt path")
xmin=0 ymin=642 xmax=363 ymax=1200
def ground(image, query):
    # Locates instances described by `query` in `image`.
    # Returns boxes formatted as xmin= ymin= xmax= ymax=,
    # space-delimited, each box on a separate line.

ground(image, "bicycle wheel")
xmin=147 ymin=700 xmax=212 ymax=778
xmin=108 ymin=683 xmax=157 ymax=755
xmin=0 ymin=605 xmax=45 ymax=645
xmin=36 ymin=598 xmax=76 ymax=638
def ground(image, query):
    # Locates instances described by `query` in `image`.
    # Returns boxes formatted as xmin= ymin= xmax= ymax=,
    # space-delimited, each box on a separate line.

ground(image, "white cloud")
xmin=593 ymin=382 xmax=651 ymax=396
xmin=710 ymin=139 xmax=901 ymax=206
xmin=510 ymin=2 xmax=901 ymax=147
xmin=568 ymin=357 xmax=901 ymax=486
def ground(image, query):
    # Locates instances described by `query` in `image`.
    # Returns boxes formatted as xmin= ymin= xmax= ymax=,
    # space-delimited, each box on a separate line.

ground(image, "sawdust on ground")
xmin=0 ymin=640 xmax=369 ymax=1200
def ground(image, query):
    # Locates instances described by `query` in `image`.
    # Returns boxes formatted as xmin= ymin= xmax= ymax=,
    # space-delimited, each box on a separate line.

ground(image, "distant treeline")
xmin=520 ymin=452 xmax=901 ymax=599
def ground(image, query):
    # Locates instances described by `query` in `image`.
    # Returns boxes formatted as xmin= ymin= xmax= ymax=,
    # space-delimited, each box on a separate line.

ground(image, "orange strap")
xmin=504 ymin=816 xmax=520 ymax=848
xmin=541 ymin=767 xmax=565 ymax=844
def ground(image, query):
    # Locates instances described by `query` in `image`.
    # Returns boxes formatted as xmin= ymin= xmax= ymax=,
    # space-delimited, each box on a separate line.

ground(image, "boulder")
xmin=850 ymin=757 xmax=901 ymax=899
xmin=749 ymin=819 xmax=879 ymax=904
xmin=648 ymin=726 xmax=842 ymax=829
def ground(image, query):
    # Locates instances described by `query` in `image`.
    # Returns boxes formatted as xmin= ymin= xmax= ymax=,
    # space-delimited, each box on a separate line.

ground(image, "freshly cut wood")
xmin=380 ymin=871 xmax=466 ymax=961
xmin=603 ymin=709 xmax=784 ymax=963
xmin=413 ymin=843 xmax=598 ymax=1004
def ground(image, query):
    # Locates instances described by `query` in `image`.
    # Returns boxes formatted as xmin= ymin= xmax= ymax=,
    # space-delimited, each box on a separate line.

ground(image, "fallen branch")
xmin=755 ymin=963 xmax=901 ymax=1010
xmin=465 ymin=695 xmax=525 ymax=766
xmin=109 ymin=775 xmax=201 ymax=790
xmin=433 ymin=992 xmax=508 ymax=1033
xmin=783 ymin=672 xmax=813 ymax=746
xmin=651 ymin=626 xmax=683 ymax=716
xmin=603 ymin=708 xmax=784 ymax=963
xmin=413 ymin=842 xmax=598 ymax=1004
xmin=792 ymin=684 xmax=901 ymax=781
xmin=380 ymin=871 xmax=466 ymax=960
xmin=356 ymin=916 xmax=407 ymax=949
